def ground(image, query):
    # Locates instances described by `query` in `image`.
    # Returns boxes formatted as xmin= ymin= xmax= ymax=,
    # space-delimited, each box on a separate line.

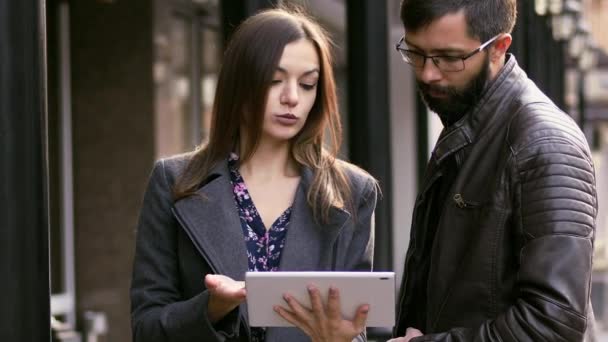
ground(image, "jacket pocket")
xmin=452 ymin=193 xmax=482 ymax=209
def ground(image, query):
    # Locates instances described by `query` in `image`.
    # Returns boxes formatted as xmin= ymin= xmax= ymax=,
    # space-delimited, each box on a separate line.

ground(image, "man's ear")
xmin=490 ymin=34 xmax=512 ymax=62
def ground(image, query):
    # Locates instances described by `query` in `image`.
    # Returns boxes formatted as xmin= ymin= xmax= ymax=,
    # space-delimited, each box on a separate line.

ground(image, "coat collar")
xmin=279 ymin=166 xmax=350 ymax=271
xmin=172 ymin=161 xmax=247 ymax=281
xmin=171 ymin=160 xmax=351 ymax=280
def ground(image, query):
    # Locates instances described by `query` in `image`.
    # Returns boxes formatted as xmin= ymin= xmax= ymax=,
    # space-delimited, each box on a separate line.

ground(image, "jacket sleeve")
xmin=130 ymin=160 xmax=241 ymax=342
xmin=412 ymin=138 xmax=596 ymax=342
xmin=345 ymin=177 xmax=378 ymax=272
xmin=351 ymin=178 xmax=378 ymax=342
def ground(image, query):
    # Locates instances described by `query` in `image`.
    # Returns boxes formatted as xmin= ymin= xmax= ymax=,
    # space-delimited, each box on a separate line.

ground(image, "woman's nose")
xmin=280 ymin=81 xmax=299 ymax=107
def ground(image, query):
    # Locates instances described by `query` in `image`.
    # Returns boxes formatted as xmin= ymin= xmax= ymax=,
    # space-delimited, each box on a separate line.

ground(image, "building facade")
xmin=2 ymin=0 xmax=606 ymax=340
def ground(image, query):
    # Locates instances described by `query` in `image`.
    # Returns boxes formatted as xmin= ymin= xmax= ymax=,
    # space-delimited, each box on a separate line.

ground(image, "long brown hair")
xmin=174 ymin=6 xmax=356 ymax=223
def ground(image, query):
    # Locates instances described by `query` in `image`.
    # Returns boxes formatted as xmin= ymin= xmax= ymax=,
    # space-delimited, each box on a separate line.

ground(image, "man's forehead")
xmin=404 ymin=11 xmax=480 ymax=50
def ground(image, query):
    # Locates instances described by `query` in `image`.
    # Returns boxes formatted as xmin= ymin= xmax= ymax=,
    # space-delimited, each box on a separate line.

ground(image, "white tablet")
xmin=245 ymin=271 xmax=395 ymax=327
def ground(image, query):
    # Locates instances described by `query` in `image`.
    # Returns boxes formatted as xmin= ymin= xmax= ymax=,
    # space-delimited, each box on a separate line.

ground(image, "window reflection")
xmin=154 ymin=1 xmax=220 ymax=158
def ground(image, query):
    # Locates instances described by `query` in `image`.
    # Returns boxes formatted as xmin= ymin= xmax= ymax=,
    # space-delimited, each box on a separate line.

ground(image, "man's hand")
xmin=274 ymin=284 xmax=369 ymax=342
xmin=205 ymin=274 xmax=246 ymax=323
xmin=388 ymin=327 xmax=424 ymax=342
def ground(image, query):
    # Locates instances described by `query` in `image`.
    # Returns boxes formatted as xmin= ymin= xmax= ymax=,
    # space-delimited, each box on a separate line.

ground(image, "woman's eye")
xmin=300 ymin=83 xmax=317 ymax=91
xmin=271 ymin=79 xmax=282 ymax=85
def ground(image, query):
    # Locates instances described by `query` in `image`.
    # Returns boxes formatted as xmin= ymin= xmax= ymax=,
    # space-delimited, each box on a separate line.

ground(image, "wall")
xmin=70 ymin=1 xmax=155 ymax=340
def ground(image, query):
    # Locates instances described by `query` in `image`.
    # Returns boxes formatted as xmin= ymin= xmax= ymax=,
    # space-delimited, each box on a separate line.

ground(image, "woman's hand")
xmin=388 ymin=327 xmax=424 ymax=342
xmin=205 ymin=274 xmax=247 ymax=323
xmin=274 ymin=284 xmax=369 ymax=342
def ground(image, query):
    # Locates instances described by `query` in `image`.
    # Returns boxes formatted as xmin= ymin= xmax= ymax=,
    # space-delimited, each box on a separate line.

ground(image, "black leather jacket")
xmin=395 ymin=55 xmax=597 ymax=341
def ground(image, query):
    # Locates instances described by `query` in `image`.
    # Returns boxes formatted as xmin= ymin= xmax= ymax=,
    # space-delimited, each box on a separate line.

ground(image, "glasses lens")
xmin=401 ymin=51 xmax=424 ymax=67
xmin=398 ymin=48 xmax=466 ymax=72
xmin=434 ymin=56 xmax=465 ymax=72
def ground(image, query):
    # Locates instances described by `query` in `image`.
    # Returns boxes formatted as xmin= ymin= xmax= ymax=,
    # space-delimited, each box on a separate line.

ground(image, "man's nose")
xmin=419 ymin=58 xmax=443 ymax=84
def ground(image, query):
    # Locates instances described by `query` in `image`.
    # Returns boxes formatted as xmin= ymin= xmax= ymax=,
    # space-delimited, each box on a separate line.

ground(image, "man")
xmin=391 ymin=0 xmax=597 ymax=341
xmin=274 ymin=1 xmax=597 ymax=340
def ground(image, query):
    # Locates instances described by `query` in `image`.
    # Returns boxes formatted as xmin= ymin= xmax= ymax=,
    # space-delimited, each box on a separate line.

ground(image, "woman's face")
xmin=261 ymin=38 xmax=320 ymax=144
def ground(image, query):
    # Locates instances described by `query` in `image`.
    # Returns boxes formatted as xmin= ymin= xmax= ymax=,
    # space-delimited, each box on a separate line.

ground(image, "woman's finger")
xmin=273 ymin=305 xmax=295 ymax=322
xmin=205 ymin=275 xmax=246 ymax=301
xmin=283 ymin=293 xmax=313 ymax=322
xmin=233 ymin=287 xmax=247 ymax=300
xmin=307 ymin=284 xmax=327 ymax=320
xmin=274 ymin=305 xmax=312 ymax=336
xmin=228 ymin=280 xmax=246 ymax=299
xmin=325 ymin=286 xmax=343 ymax=321
xmin=405 ymin=327 xmax=423 ymax=338
xmin=351 ymin=304 xmax=370 ymax=332
xmin=204 ymin=274 xmax=219 ymax=290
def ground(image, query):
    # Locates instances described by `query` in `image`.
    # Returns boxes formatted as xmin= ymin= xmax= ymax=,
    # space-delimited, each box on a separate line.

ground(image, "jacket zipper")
xmin=453 ymin=193 xmax=481 ymax=209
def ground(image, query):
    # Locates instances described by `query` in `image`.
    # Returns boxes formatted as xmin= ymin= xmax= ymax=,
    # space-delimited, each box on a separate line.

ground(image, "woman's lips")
xmin=275 ymin=113 xmax=298 ymax=125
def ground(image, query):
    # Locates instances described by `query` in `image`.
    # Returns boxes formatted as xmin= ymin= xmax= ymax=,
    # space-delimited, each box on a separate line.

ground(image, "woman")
xmin=130 ymin=7 xmax=378 ymax=342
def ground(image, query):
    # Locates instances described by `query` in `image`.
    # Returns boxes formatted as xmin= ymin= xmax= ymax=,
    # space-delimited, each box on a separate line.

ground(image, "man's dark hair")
xmin=400 ymin=0 xmax=517 ymax=41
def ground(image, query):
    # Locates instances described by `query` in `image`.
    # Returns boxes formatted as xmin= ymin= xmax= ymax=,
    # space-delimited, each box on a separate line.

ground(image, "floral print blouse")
xmin=228 ymin=153 xmax=293 ymax=341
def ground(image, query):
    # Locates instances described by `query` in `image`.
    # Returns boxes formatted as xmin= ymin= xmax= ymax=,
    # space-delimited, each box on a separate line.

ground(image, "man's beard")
xmin=417 ymin=55 xmax=490 ymax=126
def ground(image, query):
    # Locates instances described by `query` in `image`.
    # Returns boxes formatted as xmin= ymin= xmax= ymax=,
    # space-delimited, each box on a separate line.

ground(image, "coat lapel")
xmin=172 ymin=163 xmax=350 ymax=278
xmin=279 ymin=167 xmax=350 ymax=271
xmin=172 ymin=162 xmax=249 ymax=281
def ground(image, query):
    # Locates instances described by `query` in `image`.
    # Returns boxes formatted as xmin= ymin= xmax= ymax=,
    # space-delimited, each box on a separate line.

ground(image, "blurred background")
xmin=2 ymin=0 xmax=608 ymax=341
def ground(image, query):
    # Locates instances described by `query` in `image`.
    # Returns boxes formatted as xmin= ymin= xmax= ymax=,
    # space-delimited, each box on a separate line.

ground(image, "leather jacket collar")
xmin=431 ymin=55 xmax=521 ymax=166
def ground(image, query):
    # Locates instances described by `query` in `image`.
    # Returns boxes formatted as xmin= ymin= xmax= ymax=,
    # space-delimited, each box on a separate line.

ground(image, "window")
xmin=154 ymin=0 xmax=221 ymax=158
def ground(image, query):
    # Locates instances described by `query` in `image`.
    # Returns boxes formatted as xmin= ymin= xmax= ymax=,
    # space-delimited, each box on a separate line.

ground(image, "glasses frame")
xmin=395 ymin=34 xmax=502 ymax=72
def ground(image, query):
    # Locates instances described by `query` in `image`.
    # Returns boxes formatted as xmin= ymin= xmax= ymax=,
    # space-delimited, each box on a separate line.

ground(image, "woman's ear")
xmin=490 ymin=34 xmax=512 ymax=62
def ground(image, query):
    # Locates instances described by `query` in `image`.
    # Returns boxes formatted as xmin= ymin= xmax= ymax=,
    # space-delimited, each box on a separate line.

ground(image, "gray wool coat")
xmin=130 ymin=154 xmax=377 ymax=342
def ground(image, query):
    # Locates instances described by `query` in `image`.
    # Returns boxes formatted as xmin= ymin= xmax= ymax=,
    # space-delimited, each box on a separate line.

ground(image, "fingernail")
xmin=283 ymin=294 xmax=289 ymax=302
xmin=273 ymin=306 xmax=280 ymax=312
xmin=329 ymin=286 xmax=337 ymax=295
xmin=307 ymin=284 xmax=315 ymax=293
xmin=362 ymin=305 xmax=370 ymax=313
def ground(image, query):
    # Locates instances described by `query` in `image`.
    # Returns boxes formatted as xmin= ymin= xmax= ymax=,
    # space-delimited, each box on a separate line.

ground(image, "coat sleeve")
xmin=411 ymin=138 xmax=597 ymax=342
xmin=130 ymin=160 xmax=241 ymax=342
xmin=344 ymin=177 xmax=378 ymax=272
xmin=350 ymin=177 xmax=378 ymax=342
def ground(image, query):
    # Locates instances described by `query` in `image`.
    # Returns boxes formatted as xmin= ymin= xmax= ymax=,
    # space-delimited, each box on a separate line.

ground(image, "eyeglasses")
xmin=395 ymin=34 xmax=501 ymax=72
